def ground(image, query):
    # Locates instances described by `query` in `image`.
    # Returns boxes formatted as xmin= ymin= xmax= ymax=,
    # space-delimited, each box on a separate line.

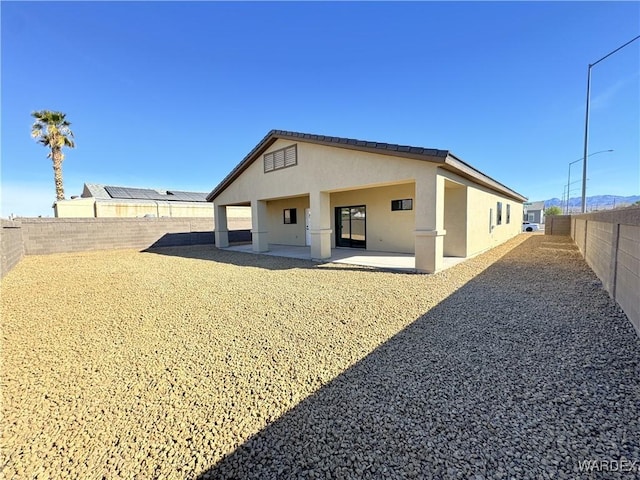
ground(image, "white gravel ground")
xmin=1 ymin=234 xmax=639 ymax=479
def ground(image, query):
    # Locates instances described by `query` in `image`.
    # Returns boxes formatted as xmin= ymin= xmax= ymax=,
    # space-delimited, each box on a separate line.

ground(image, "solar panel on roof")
xmin=105 ymin=186 xmax=134 ymax=199
xmin=167 ymin=191 xmax=207 ymax=202
xmin=105 ymin=185 xmax=208 ymax=202
xmin=127 ymin=188 xmax=155 ymax=200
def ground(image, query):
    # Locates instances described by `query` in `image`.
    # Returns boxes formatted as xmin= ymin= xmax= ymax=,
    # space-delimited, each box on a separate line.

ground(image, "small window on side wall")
xmin=497 ymin=202 xmax=503 ymax=225
xmin=391 ymin=199 xmax=413 ymax=211
xmin=506 ymin=204 xmax=511 ymax=224
xmin=284 ymin=208 xmax=297 ymax=224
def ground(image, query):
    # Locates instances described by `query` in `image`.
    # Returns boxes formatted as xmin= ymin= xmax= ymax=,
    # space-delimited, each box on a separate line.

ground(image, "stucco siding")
xmin=95 ymin=200 xmax=215 ymax=218
xmin=466 ymin=187 xmax=523 ymax=257
xmin=214 ymin=139 xmax=435 ymax=206
xmin=55 ymin=198 xmax=220 ymax=218
xmin=55 ymin=198 xmax=96 ymax=217
xmin=330 ymin=183 xmax=415 ymax=254
xmin=267 ymin=197 xmax=310 ymax=246
xmin=443 ymin=181 xmax=467 ymax=257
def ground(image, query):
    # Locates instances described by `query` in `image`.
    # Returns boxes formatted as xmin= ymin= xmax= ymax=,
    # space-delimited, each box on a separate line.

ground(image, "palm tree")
xmin=31 ymin=110 xmax=75 ymax=201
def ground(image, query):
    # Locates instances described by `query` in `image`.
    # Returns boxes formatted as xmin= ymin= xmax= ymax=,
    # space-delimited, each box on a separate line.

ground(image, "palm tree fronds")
xmin=30 ymin=109 xmax=75 ymax=201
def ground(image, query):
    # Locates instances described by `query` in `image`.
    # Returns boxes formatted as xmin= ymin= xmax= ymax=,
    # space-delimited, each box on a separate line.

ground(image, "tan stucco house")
xmin=208 ymin=130 xmax=526 ymax=273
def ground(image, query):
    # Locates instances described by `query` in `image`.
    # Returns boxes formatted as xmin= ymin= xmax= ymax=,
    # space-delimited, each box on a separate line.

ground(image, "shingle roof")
xmin=206 ymin=130 xmax=527 ymax=203
xmin=82 ymin=184 xmax=208 ymax=202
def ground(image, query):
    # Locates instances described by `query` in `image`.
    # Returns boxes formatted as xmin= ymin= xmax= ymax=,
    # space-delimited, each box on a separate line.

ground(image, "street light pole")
xmin=581 ymin=66 xmax=592 ymax=213
xmin=581 ymin=35 xmax=640 ymax=213
xmin=568 ymin=150 xmax=613 ymax=214
xmin=566 ymin=160 xmax=578 ymax=214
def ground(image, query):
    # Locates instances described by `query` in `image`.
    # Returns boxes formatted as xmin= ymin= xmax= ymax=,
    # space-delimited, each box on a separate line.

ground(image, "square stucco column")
xmin=251 ymin=200 xmax=269 ymax=252
xmin=214 ymin=204 xmax=229 ymax=248
xmin=310 ymin=191 xmax=332 ymax=260
xmin=414 ymin=173 xmax=446 ymax=273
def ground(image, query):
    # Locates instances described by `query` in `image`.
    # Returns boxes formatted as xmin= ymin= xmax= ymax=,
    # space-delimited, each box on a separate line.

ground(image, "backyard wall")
xmin=569 ymin=207 xmax=640 ymax=336
xmin=1 ymin=219 xmax=25 ymax=279
xmin=20 ymin=217 xmax=216 ymax=255
xmin=0 ymin=216 xmax=251 ymax=278
xmin=545 ymin=215 xmax=571 ymax=235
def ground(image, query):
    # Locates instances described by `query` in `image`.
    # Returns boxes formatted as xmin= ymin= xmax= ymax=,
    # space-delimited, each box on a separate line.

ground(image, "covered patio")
xmin=221 ymin=244 xmax=468 ymax=272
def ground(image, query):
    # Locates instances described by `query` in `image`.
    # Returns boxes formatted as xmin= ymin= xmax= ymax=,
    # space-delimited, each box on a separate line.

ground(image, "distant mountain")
xmin=543 ymin=195 xmax=640 ymax=211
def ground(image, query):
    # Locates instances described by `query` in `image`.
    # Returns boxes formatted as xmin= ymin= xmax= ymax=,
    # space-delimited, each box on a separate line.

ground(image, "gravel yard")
xmin=1 ymin=234 xmax=639 ymax=479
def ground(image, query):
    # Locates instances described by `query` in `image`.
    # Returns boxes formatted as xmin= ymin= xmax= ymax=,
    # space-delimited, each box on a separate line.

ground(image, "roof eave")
xmin=443 ymin=153 xmax=527 ymax=202
xmin=206 ymin=130 xmax=280 ymax=202
xmin=206 ymin=130 xmax=526 ymax=204
xmin=206 ymin=131 xmax=449 ymax=202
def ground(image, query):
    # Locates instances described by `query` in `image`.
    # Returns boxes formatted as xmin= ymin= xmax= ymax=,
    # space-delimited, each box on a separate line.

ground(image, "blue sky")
xmin=2 ymin=1 xmax=639 ymax=217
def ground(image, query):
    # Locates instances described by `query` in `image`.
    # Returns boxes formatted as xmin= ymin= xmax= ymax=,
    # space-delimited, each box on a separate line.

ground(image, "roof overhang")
xmin=442 ymin=154 xmax=527 ymax=202
xmin=207 ymin=130 xmax=527 ymax=203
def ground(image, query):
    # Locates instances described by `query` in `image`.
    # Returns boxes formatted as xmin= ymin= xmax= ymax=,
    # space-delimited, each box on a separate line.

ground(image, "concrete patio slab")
xmin=222 ymin=243 xmax=467 ymax=272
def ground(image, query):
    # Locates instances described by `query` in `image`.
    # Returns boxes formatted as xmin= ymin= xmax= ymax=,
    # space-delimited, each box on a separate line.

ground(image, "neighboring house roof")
xmin=82 ymin=183 xmax=111 ymax=199
xmin=81 ymin=183 xmax=208 ymax=202
xmin=207 ymin=130 xmax=527 ymax=203
xmin=524 ymin=201 xmax=545 ymax=211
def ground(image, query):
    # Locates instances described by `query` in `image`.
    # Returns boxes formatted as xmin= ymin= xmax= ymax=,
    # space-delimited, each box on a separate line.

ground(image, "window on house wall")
xmin=528 ymin=213 xmax=535 ymax=222
xmin=284 ymin=208 xmax=297 ymax=224
xmin=489 ymin=208 xmax=493 ymax=233
xmin=497 ymin=202 xmax=503 ymax=225
xmin=264 ymin=145 xmax=297 ymax=172
xmin=506 ymin=204 xmax=511 ymax=224
xmin=391 ymin=199 xmax=413 ymax=211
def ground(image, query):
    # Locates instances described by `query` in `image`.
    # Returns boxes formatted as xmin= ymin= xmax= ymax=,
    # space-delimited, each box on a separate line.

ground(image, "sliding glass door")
xmin=336 ymin=206 xmax=366 ymax=248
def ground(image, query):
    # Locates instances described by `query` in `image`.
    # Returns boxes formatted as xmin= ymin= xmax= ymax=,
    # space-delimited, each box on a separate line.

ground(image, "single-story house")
xmin=54 ymin=183 xmax=251 ymax=220
xmin=207 ymin=130 xmax=527 ymax=273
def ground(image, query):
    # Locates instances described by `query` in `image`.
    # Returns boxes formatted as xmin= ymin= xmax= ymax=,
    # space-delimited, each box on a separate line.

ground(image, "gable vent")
xmin=264 ymin=144 xmax=297 ymax=173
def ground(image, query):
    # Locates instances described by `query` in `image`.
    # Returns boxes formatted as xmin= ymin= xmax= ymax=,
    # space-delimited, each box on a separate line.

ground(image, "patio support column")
xmin=414 ymin=172 xmax=446 ymax=273
xmin=214 ymin=204 xmax=229 ymax=248
xmin=310 ymin=190 xmax=332 ymax=260
xmin=251 ymin=200 xmax=269 ymax=252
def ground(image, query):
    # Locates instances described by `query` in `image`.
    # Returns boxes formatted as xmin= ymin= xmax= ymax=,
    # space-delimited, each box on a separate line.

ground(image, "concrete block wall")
xmin=617 ymin=224 xmax=640 ymax=330
xmin=573 ymin=218 xmax=587 ymax=253
xmin=1 ymin=216 xmax=252 ymax=278
xmin=544 ymin=215 xmax=571 ymax=235
xmin=1 ymin=219 xmax=25 ymax=279
xmin=568 ymin=206 xmax=640 ymax=335
xmin=20 ymin=217 xmax=217 ymax=255
xmin=583 ymin=221 xmax=615 ymax=293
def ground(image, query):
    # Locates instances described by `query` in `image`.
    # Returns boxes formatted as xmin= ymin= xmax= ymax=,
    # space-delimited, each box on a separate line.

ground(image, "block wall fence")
xmin=547 ymin=207 xmax=640 ymax=336
xmin=1 ymin=217 xmax=251 ymax=279
xmin=1 ymin=219 xmax=25 ymax=279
